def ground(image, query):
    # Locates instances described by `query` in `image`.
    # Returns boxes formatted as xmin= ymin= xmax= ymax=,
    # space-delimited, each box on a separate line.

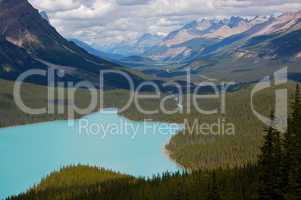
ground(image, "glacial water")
xmin=0 ymin=109 xmax=183 ymax=199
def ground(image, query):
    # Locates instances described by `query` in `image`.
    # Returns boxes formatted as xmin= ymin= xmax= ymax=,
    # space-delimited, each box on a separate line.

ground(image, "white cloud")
xmin=30 ymin=0 xmax=82 ymax=12
xmin=53 ymin=0 xmax=115 ymax=19
xmin=116 ymin=0 xmax=153 ymax=6
xmin=28 ymin=0 xmax=301 ymax=48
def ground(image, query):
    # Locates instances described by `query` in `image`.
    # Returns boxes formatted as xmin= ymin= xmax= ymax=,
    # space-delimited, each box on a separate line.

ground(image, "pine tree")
xmin=281 ymin=117 xmax=292 ymax=196
xmin=294 ymin=84 xmax=301 ymax=200
xmin=258 ymin=112 xmax=283 ymax=200
xmin=272 ymin=129 xmax=283 ymax=200
xmin=258 ymin=122 xmax=275 ymax=200
xmin=207 ymin=172 xmax=221 ymax=200
xmin=174 ymin=180 xmax=185 ymax=200
xmin=286 ymin=84 xmax=301 ymax=200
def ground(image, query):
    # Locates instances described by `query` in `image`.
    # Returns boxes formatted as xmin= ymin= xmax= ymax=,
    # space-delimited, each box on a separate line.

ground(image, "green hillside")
xmin=120 ymin=83 xmax=296 ymax=169
xmin=9 ymin=165 xmax=258 ymax=200
xmin=0 ymin=79 xmax=98 ymax=127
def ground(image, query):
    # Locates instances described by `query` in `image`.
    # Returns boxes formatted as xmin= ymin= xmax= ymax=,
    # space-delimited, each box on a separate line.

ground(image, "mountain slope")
xmin=135 ymin=33 xmax=163 ymax=52
xmin=0 ymin=36 xmax=48 ymax=79
xmin=144 ymin=17 xmax=254 ymax=62
xmin=0 ymin=0 xmax=118 ymax=73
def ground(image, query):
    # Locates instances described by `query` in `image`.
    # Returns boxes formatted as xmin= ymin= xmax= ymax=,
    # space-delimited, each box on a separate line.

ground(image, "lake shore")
xmin=162 ymin=145 xmax=185 ymax=170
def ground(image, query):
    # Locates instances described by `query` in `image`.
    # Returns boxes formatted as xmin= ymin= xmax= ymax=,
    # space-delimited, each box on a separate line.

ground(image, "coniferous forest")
xmin=8 ymin=84 xmax=301 ymax=200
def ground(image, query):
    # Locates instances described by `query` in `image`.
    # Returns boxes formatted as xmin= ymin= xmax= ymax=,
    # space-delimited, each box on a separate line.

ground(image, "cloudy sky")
xmin=28 ymin=0 xmax=301 ymax=48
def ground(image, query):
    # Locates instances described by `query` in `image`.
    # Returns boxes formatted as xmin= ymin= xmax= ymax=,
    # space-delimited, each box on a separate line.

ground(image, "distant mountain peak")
xmin=227 ymin=16 xmax=246 ymax=28
xmin=183 ymin=20 xmax=198 ymax=29
xmin=251 ymin=15 xmax=272 ymax=21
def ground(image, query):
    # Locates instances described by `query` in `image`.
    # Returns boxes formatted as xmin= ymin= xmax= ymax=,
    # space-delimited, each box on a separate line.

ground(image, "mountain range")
xmin=183 ymin=11 xmax=301 ymax=81
xmin=1 ymin=0 xmax=300 ymax=85
xmin=98 ymin=11 xmax=301 ymax=66
xmin=97 ymin=11 xmax=301 ymax=82
xmin=142 ymin=14 xmax=297 ymax=62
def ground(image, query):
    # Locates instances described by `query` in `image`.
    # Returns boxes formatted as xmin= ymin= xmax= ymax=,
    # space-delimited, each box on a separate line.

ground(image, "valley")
xmin=0 ymin=0 xmax=301 ymax=199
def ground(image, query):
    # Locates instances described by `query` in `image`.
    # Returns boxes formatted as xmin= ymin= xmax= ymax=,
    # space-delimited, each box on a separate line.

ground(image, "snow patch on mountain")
xmin=253 ymin=12 xmax=301 ymax=36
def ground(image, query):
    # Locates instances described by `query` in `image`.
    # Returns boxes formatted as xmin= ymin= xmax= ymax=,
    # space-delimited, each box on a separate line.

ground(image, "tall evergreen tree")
xmin=286 ymin=84 xmax=301 ymax=200
xmin=281 ymin=117 xmax=292 ymax=196
xmin=258 ymin=113 xmax=283 ymax=200
xmin=174 ymin=180 xmax=185 ymax=200
xmin=258 ymin=121 xmax=275 ymax=200
xmin=273 ymin=129 xmax=283 ymax=200
xmin=207 ymin=172 xmax=221 ymax=200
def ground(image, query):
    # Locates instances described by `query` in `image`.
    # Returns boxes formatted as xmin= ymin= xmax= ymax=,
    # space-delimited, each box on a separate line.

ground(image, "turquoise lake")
xmin=0 ymin=109 xmax=183 ymax=199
